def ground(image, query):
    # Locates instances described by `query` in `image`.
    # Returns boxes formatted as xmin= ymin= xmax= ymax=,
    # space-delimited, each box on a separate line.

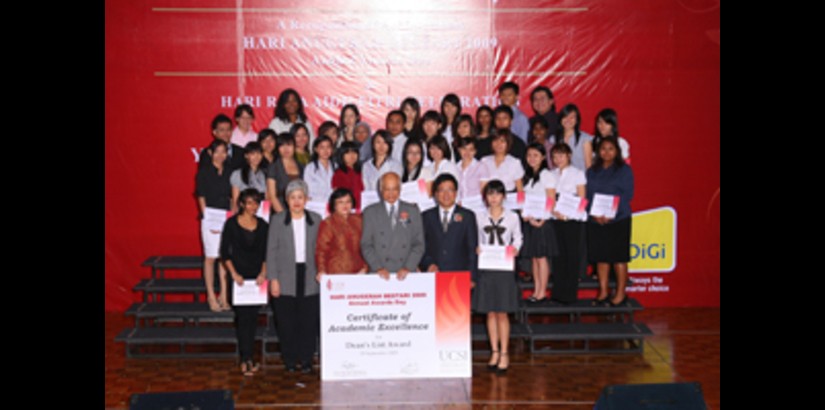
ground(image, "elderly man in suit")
xmin=419 ymin=173 xmax=479 ymax=285
xmin=360 ymin=172 xmax=425 ymax=280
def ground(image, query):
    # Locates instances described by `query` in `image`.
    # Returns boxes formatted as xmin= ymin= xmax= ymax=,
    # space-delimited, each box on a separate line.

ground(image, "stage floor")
xmin=105 ymin=308 xmax=719 ymax=409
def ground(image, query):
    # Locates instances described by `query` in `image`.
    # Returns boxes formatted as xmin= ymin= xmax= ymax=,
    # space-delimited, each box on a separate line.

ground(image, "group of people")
xmin=194 ymin=82 xmax=635 ymax=375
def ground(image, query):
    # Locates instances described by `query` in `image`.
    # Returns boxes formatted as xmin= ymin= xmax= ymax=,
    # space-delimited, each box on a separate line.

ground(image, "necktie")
xmin=442 ymin=210 xmax=449 ymax=233
xmin=389 ymin=204 xmax=396 ymax=229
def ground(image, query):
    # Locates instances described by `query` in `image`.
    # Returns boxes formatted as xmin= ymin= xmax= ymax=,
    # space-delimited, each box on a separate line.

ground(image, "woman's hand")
xmin=232 ymin=272 xmax=244 ymax=286
xmin=270 ymin=279 xmax=281 ymax=297
xmin=255 ymin=273 xmax=266 ymax=287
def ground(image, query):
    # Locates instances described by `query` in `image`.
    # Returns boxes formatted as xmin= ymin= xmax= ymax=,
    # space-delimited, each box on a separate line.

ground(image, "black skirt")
xmin=520 ymin=218 xmax=559 ymax=258
xmin=472 ymin=270 xmax=520 ymax=313
xmin=587 ymin=217 xmax=632 ymax=263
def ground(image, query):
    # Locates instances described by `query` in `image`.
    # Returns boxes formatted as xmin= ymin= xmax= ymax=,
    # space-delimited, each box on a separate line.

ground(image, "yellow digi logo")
xmin=628 ymin=206 xmax=677 ymax=273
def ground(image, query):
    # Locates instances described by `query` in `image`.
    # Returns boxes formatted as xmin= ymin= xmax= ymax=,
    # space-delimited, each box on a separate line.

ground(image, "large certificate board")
xmin=320 ymin=272 xmax=471 ymax=381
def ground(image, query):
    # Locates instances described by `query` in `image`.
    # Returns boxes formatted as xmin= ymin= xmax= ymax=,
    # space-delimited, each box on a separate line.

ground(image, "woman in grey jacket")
xmin=267 ymin=179 xmax=321 ymax=373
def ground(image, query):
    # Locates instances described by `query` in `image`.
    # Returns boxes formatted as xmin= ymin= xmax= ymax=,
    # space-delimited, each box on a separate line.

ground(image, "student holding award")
xmin=220 ymin=188 xmax=268 ymax=376
xmin=549 ymin=143 xmax=587 ymax=305
xmin=586 ymin=137 xmax=634 ymax=307
xmin=520 ymin=143 xmax=559 ymax=303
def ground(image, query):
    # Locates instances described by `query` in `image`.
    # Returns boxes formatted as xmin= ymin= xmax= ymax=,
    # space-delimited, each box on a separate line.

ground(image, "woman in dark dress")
xmin=266 ymin=132 xmax=304 ymax=213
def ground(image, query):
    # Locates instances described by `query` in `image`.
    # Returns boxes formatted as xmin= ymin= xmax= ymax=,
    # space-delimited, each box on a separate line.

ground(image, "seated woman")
xmin=315 ymin=188 xmax=368 ymax=278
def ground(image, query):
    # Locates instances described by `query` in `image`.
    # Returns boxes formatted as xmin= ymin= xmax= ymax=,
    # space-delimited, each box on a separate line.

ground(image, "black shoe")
xmin=486 ymin=351 xmax=500 ymax=371
xmin=591 ymin=296 xmax=610 ymax=306
xmin=609 ymin=295 xmax=628 ymax=307
xmin=285 ymin=364 xmax=296 ymax=373
xmin=495 ymin=352 xmax=509 ymax=374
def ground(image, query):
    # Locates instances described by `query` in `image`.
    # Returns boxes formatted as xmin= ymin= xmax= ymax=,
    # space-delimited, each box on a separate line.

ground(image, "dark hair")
xmin=234 ymin=104 xmax=254 ymax=120
xmin=530 ymin=86 xmax=556 ymax=113
xmin=431 ymin=173 xmax=458 ymax=197
xmin=238 ymin=188 xmax=263 ymax=211
xmin=309 ymin=135 xmax=336 ymax=170
xmin=452 ymin=114 xmax=475 ymax=139
xmin=337 ymin=141 xmax=362 ymax=173
xmin=339 ymin=104 xmax=361 ymax=132
xmin=386 ymin=109 xmax=406 ymax=126
xmin=241 ymin=141 xmax=263 ymax=185
xmin=528 ymin=115 xmax=550 ymax=144
xmin=475 ymin=105 xmax=494 ymax=135
xmin=440 ymin=94 xmax=462 ymax=127
xmin=275 ymin=132 xmax=296 ymax=159
xmin=327 ymin=187 xmax=356 ymax=214
xmin=211 ymin=113 xmax=232 ymax=131
xmin=422 ymin=109 xmax=442 ymax=125
xmin=456 ymin=136 xmax=478 ymax=151
xmin=273 ymin=88 xmax=307 ymax=122
xmin=257 ymin=129 xmax=277 ymax=145
xmin=494 ymin=105 xmax=514 ymax=120
xmin=483 ymin=179 xmax=507 ymax=206
xmin=317 ymin=121 xmax=339 ymax=139
xmin=401 ymin=138 xmax=425 ymax=182
xmin=427 ymin=135 xmax=452 ymax=161
xmin=550 ymin=142 xmax=573 ymax=156
xmin=593 ymin=108 xmax=619 ymax=152
xmin=557 ymin=103 xmax=582 ymax=146
xmin=209 ymin=138 xmax=228 ymax=153
xmin=401 ymin=97 xmax=421 ymax=125
xmin=370 ymin=129 xmax=394 ymax=167
xmin=591 ymin=136 xmax=626 ymax=171
xmin=522 ymin=142 xmax=549 ymax=188
xmin=289 ymin=123 xmax=311 ymax=150
xmin=490 ymin=128 xmax=513 ymax=152
xmin=498 ymin=81 xmax=520 ymax=95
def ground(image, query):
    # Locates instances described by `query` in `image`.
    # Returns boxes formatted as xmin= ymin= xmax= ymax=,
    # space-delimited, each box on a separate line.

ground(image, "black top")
xmin=266 ymin=157 xmax=305 ymax=209
xmin=531 ymin=110 xmax=559 ymax=142
xmin=474 ymin=132 xmax=526 ymax=161
xmin=195 ymin=163 xmax=232 ymax=209
xmin=199 ymin=143 xmax=246 ymax=172
xmin=220 ymin=215 xmax=269 ymax=278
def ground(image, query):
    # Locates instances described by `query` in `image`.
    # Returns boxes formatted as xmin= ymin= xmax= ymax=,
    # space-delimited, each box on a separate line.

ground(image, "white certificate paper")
xmin=554 ymin=193 xmax=588 ymax=221
xmin=204 ymin=207 xmax=229 ymax=232
xmin=478 ymin=245 xmax=515 ymax=271
xmin=461 ymin=195 xmax=487 ymax=215
xmin=360 ymin=190 xmax=380 ymax=211
xmin=590 ymin=193 xmax=619 ymax=218
xmin=232 ymin=280 xmax=268 ymax=306
xmin=255 ymin=200 xmax=271 ymax=223
xmin=503 ymin=194 xmax=523 ymax=211
xmin=305 ymin=200 xmax=330 ymax=218
xmin=521 ymin=193 xmax=550 ymax=220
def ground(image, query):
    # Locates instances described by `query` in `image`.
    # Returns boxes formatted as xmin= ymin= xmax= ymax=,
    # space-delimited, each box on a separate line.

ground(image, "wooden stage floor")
xmin=105 ymin=308 xmax=720 ymax=409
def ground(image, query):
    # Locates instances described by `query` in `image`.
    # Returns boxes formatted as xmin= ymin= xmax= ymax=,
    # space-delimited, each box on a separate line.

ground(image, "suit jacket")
xmin=360 ymin=200 xmax=425 ymax=272
xmin=419 ymin=205 xmax=479 ymax=281
xmin=266 ymin=210 xmax=321 ymax=296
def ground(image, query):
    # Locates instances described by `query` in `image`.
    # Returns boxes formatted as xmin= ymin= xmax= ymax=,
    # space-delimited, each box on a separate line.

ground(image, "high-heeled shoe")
xmin=591 ymin=295 xmax=610 ymax=307
xmin=207 ymin=295 xmax=221 ymax=312
xmin=496 ymin=352 xmax=509 ymax=374
xmin=486 ymin=350 xmax=500 ymax=370
xmin=609 ymin=295 xmax=628 ymax=307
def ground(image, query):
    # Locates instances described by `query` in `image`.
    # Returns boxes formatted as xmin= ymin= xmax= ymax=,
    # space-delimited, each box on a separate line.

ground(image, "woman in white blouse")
xmin=549 ymin=142 xmax=587 ymax=305
xmin=303 ymin=136 xmax=336 ymax=203
xmin=423 ymin=135 xmax=459 ymax=185
xmin=520 ymin=143 xmax=559 ymax=303
xmin=480 ymin=129 xmax=525 ymax=193
xmin=401 ymin=138 xmax=433 ymax=183
xmin=456 ymin=137 xmax=490 ymax=203
xmin=268 ymin=88 xmax=315 ymax=142
xmin=361 ymin=130 xmax=403 ymax=191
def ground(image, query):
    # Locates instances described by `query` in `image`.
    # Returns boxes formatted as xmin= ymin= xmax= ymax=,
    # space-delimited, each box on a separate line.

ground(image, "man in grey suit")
xmin=360 ymin=172 xmax=425 ymax=280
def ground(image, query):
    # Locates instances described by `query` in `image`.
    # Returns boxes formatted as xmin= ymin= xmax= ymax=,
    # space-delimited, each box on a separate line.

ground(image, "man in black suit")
xmin=199 ymin=113 xmax=246 ymax=172
xmin=419 ymin=174 xmax=479 ymax=285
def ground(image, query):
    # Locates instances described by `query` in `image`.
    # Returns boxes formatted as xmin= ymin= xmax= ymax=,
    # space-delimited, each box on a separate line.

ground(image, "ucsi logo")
xmin=439 ymin=350 xmax=469 ymax=361
xmin=629 ymin=207 xmax=677 ymax=273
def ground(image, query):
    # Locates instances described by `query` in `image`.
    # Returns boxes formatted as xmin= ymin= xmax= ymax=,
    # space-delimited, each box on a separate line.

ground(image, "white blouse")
xmin=303 ymin=160 xmax=335 ymax=202
xmin=362 ymin=157 xmax=404 ymax=191
xmin=480 ymin=155 xmax=525 ymax=191
xmin=457 ymin=159 xmax=491 ymax=201
xmin=475 ymin=208 xmax=523 ymax=251
xmin=423 ymin=158 xmax=459 ymax=181
xmin=522 ymin=169 xmax=556 ymax=195
xmin=550 ymin=166 xmax=587 ymax=195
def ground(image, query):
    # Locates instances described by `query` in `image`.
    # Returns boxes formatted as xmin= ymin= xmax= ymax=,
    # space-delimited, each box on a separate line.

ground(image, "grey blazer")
xmin=266 ymin=210 xmax=321 ymax=296
xmin=360 ymin=200 xmax=425 ymax=272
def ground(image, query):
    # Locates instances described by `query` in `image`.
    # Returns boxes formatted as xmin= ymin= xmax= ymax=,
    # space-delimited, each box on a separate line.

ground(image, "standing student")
xmin=401 ymin=97 xmax=423 ymax=141
xmin=268 ymin=88 xmax=314 ymax=141
xmin=489 ymin=105 xmax=527 ymax=160
xmin=528 ymin=116 xmax=554 ymax=168
xmin=267 ymin=180 xmax=321 ymax=373
xmin=317 ymin=121 xmax=339 ymax=148
xmin=593 ymin=108 xmax=631 ymax=164
xmin=423 ymin=135 xmax=459 ymax=184
xmin=266 ymin=133 xmax=304 ymax=214
xmin=474 ymin=105 xmax=495 ymax=158
xmin=440 ymin=93 xmax=461 ymax=145
xmin=421 ymin=110 xmax=443 ymax=143
xmin=520 ymin=143 xmax=559 ymax=303
xmin=231 ymin=104 xmax=257 ymax=147
xmin=361 ymin=130 xmax=403 ymax=192
xmin=220 ymin=188 xmax=268 ymax=376
xmin=586 ymin=137 xmax=634 ymax=307
xmin=530 ymin=86 xmax=558 ymax=139
xmin=200 ymin=113 xmax=246 ymax=172
xmin=315 ymin=188 xmax=368 ymax=277
xmin=353 ymin=122 xmax=373 ymax=163
xmin=195 ymin=139 xmax=232 ymax=312
xmin=473 ymin=180 xmax=523 ymax=374
xmin=257 ymin=129 xmax=277 ymax=170
xmin=331 ymin=141 xmax=364 ymax=211
xmin=550 ymin=104 xmax=593 ymax=172
xmin=451 ymin=114 xmax=475 ymax=159
xmin=419 ymin=174 xmax=479 ymax=281
xmin=456 ymin=137 xmax=490 ymax=202
xmin=290 ymin=123 xmax=312 ymax=166
xmin=338 ymin=104 xmax=360 ymax=148
xmin=401 ymin=138 xmax=433 ymax=183
xmin=230 ymin=142 xmax=267 ymax=214
xmin=303 ymin=136 xmax=335 ymax=203
xmin=386 ymin=110 xmax=408 ymax=165
xmin=498 ymin=82 xmax=530 ymax=143
xmin=549 ymin=143 xmax=587 ymax=305
xmin=480 ymin=129 xmax=525 ymax=193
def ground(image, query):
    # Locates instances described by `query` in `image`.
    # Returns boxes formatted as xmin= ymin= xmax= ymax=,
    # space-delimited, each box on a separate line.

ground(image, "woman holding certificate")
xmin=267 ymin=180 xmax=322 ymax=373
xmin=520 ymin=143 xmax=559 ymax=304
xmin=586 ymin=137 xmax=634 ymax=307
xmin=473 ymin=180 xmax=523 ymax=374
xmin=549 ymin=143 xmax=587 ymax=305
xmin=220 ymin=188 xmax=268 ymax=376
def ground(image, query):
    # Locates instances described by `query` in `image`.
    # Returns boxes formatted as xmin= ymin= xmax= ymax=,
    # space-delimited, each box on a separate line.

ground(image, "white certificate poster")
xmin=554 ymin=193 xmax=588 ymax=221
xmin=320 ymin=272 xmax=471 ymax=381
xmin=305 ymin=200 xmax=330 ymax=219
xmin=590 ymin=193 xmax=620 ymax=219
xmin=232 ymin=280 xmax=268 ymax=306
xmin=203 ymin=207 xmax=229 ymax=232
xmin=255 ymin=200 xmax=271 ymax=223
xmin=478 ymin=245 xmax=515 ymax=271
xmin=460 ymin=195 xmax=487 ymax=215
xmin=521 ymin=193 xmax=551 ymax=220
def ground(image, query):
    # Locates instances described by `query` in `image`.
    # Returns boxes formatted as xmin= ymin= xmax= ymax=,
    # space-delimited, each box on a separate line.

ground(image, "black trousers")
xmin=270 ymin=263 xmax=319 ymax=367
xmin=234 ymin=306 xmax=259 ymax=362
xmin=551 ymin=220 xmax=585 ymax=303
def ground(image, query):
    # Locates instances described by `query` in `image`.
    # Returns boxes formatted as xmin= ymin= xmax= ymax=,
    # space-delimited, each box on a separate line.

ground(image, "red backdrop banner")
xmin=105 ymin=0 xmax=720 ymax=311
